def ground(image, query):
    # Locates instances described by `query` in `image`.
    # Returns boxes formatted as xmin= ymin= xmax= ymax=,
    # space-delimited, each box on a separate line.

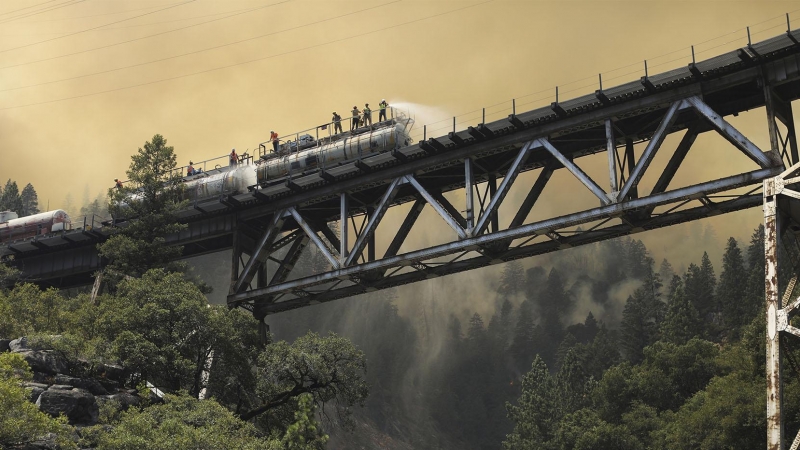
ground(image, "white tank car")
xmin=0 ymin=210 xmax=71 ymax=242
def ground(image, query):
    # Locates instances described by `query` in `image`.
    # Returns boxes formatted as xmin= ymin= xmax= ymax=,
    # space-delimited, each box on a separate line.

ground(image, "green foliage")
xmin=660 ymin=278 xmax=701 ymax=345
xmin=656 ymin=372 xmax=764 ymax=449
xmin=244 ymin=331 xmax=369 ymax=427
xmin=83 ymin=393 xmax=278 ymax=450
xmin=504 ymin=356 xmax=558 ymax=449
xmin=0 ymin=283 xmax=69 ymax=337
xmin=281 ymin=394 xmax=328 ymax=450
xmin=100 ymin=134 xmax=187 ymax=277
xmin=20 ymin=183 xmax=40 ymax=217
xmin=0 ymin=353 xmax=76 ymax=449
xmin=94 ymin=269 xmax=258 ymax=396
xmin=0 ymin=179 xmax=23 ymax=214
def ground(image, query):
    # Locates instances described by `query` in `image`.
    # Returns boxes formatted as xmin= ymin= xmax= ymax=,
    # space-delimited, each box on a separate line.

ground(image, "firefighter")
xmin=270 ymin=130 xmax=279 ymax=153
xmin=378 ymin=99 xmax=388 ymax=121
xmin=332 ymin=112 xmax=343 ymax=134
xmin=351 ymin=106 xmax=360 ymax=131
xmin=229 ymin=148 xmax=238 ymax=167
xmin=363 ymin=103 xmax=372 ymax=127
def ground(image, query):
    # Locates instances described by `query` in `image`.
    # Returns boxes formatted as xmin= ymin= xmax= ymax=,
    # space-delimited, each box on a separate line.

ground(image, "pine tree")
xmin=19 ymin=184 xmax=39 ymax=217
xmin=699 ymin=252 xmax=717 ymax=319
xmin=498 ymin=261 xmax=525 ymax=297
xmin=684 ymin=254 xmax=717 ymax=339
xmin=661 ymin=278 xmax=700 ymax=345
xmin=718 ymin=237 xmax=749 ymax=332
xmin=659 ymin=259 xmax=675 ymax=296
xmin=511 ymin=300 xmax=536 ymax=372
xmin=504 ymin=356 xmax=558 ymax=449
xmin=0 ymin=180 xmax=22 ymax=214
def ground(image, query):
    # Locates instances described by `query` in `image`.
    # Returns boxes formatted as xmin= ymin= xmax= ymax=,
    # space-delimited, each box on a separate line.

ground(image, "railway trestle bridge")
xmin=4 ymin=26 xmax=800 ymax=449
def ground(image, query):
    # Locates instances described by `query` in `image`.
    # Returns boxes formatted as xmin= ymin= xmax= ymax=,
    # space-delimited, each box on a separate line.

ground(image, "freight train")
xmin=0 ymin=210 xmax=71 ymax=243
xmin=179 ymin=116 xmax=414 ymax=201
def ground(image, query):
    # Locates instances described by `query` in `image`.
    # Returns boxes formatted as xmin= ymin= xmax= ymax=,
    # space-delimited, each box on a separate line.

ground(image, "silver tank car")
xmin=256 ymin=120 xmax=412 ymax=184
xmin=176 ymin=119 xmax=413 ymax=201
xmin=0 ymin=210 xmax=71 ymax=242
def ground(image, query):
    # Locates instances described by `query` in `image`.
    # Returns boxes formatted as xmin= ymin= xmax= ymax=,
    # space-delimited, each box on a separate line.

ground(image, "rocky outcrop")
xmin=36 ymin=388 xmax=99 ymax=425
xmin=3 ymin=335 xmax=143 ymax=430
xmin=54 ymin=374 xmax=108 ymax=396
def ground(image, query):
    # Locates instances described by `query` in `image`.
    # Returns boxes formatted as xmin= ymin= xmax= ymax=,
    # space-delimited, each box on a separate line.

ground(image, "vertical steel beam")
xmin=783 ymin=105 xmax=799 ymax=166
xmin=488 ymin=173 xmax=499 ymax=233
xmin=606 ymin=119 xmax=618 ymax=195
xmin=367 ymin=206 xmax=376 ymax=262
xmin=765 ymin=85 xmax=782 ymax=159
xmin=765 ymin=179 xmax=784 ymax=450
xmin=229 ymin=227 xmax=241 ymax=294
xmin=473 ymin=142 xmax=533 ymax=236
xmin=340 ymin=194 xmax=349 ymax=265
xmin=625 ymin=137 xmax=638 ymax=200
xmin=465 ymin=158 xmax=475 ymax=232
xmin=537 ymin=138 xmax=611 ymax=204
xmin=618 ymin=100 xmax=683 ymax=201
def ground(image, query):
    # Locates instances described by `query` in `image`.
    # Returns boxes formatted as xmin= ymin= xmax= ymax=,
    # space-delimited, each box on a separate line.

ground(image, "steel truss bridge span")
xmin=3 ymin=29 xmax=800 ymax=322
xmin=226 ymin=30 xmax=800 ymax=319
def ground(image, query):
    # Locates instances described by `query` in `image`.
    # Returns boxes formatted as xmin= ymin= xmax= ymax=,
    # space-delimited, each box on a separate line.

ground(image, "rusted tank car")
xmin=0 ymin=210 xmax=71 ymax=242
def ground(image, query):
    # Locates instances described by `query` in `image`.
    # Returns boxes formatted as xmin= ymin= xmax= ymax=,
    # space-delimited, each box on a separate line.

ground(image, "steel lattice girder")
xmin=229 ymin=95 xmax=786 ymax=311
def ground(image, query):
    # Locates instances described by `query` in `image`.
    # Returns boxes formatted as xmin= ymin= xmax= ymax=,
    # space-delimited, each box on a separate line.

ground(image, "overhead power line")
xmin=0 ymin=0 xmax=85 ymax=25
xmin=1 ymin=4 xmax=258 ymax=35
xmin=0 ymin=0 xmax=197 ymax=54
xmin=0 ymin=0 xmax=495 ymax=111
xmin=0 ymin=0 xmax=58 ymax=17
xmin=0 ymin=1 xmax=400 ymax=93
xmin=0 ymin=1 xmax=291 ymax=70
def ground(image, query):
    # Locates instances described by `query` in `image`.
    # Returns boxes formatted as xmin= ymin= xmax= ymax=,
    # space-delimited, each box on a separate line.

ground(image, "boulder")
xmin=0 ymin=338 xmax=10 ymax=352
xmin=95 ymin=363 xmax=126 ymax=382
xmin=23 ymin=382 xmax=49 ymax=403
xmin=19 ymin=350 xmax=68 ymax=375
xmin=54 ymin=375 xmax=108 ymax=396
xmin=9 ymin=336 xmax=30 ymax=352
xmin=36 ymin=388 xmax=98 ymax=425
xmin=96 ymin=392 xmax=141 ymax=411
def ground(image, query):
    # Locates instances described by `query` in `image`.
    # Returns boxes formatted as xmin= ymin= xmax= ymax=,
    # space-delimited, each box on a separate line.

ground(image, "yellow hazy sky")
xmin=0 ymin=0 xmax=797 ymax=276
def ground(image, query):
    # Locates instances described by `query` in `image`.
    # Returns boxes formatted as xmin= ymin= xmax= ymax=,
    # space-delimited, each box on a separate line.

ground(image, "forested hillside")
xmin=262 ymin=223 xmax=795 ymax=450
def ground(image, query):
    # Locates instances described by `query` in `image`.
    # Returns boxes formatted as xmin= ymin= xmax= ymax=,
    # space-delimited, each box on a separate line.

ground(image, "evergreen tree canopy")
xmin=660 ymin=279 xmax=701 ymax=345
xmin=0 ymin=180 xmax=22 ymax=214
xmin=100 ymin=134 xmax=187 ymax=277
xmin=19 ymin=183 xmax=39 ymax=217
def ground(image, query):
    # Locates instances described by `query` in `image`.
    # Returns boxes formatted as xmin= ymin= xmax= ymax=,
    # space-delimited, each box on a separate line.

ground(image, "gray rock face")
xmin=95 ymin=363 xmax=126 ymax=382
xmin=9 ymin=336 xmax=30 ymax=352
xmin=96 ymin=391 xmax=141 ymax=411
xmin=54 ymin=375 xmax=108 ymax=395
xmin=19 ymin=350 xmax=68 ymax=375
xmin=23 ymin=382 xmax=49 ymax=403
xmin=36 ymin=388 xmax=98 ymax=425
xmin=0 ymin=338 xmax=10 ymax=352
